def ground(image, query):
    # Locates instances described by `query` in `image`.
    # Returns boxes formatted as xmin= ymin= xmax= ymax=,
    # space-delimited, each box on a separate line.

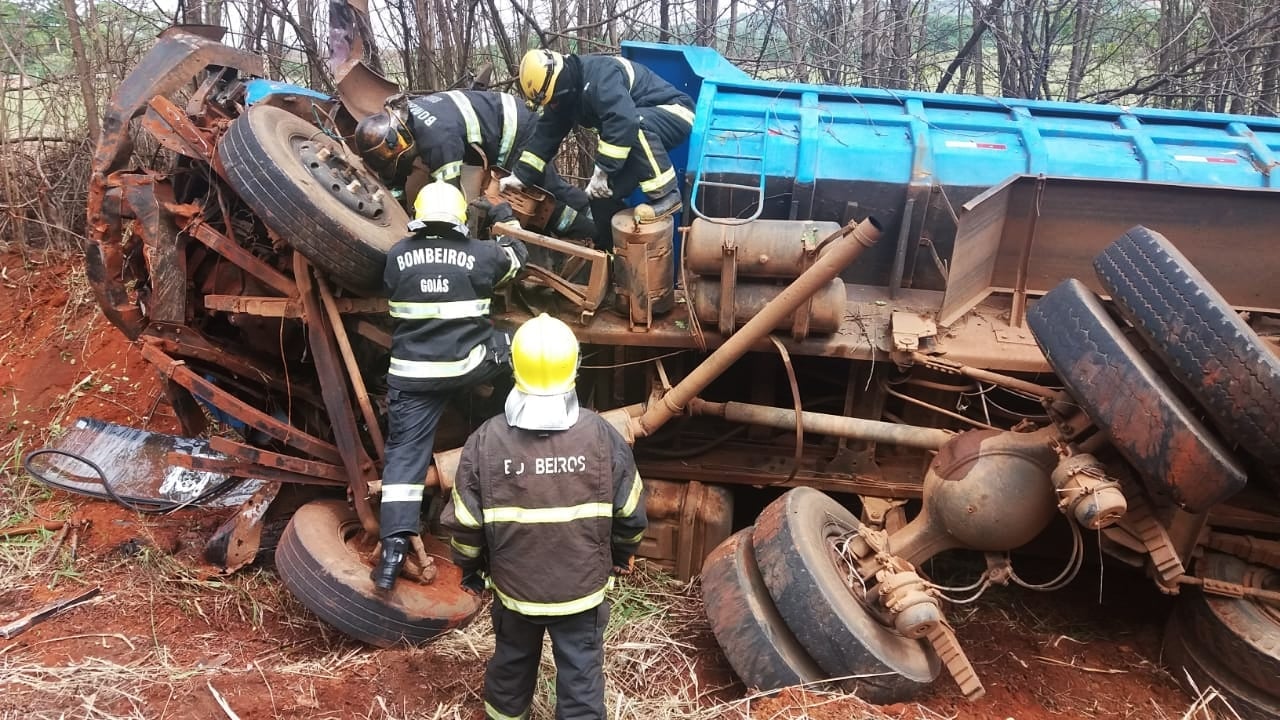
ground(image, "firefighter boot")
xmin=633 ymin=190 xmax=682 ymax=224
xmin=372 ymin=534 xmax=412 ymax=590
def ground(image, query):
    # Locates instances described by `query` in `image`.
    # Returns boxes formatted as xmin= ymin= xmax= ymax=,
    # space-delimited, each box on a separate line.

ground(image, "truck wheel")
xmin=1176 ymin=551 xmax=1280 ymax=691
xmin=1094 ymin=226 xmax=1280 ymax=467
xmin=701 ymin=529 xmax=833 ymax=693
xmin=218 ymin=105 xmax=407 ymax=295
xmin=275 ymin=499 xmax=481 ymax=647
xmin=1027 ymin=279 xmax=1246 ymax=511
xmin=751 ymin=487 xmax=939 ymax=703
xmin=1164 ymin=616 xmax=1280 ymax=720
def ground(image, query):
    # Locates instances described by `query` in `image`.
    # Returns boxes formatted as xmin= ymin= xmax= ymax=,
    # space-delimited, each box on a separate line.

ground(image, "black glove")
xmin=488 ymin=201 xmax=517 ymax=226
xmin=461 ymin=570 xmax=486 ymax=595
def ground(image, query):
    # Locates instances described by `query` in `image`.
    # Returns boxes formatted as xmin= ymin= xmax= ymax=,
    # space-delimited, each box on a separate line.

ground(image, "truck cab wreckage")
xmin=53 ymin=6 xmax=1280 ymax=713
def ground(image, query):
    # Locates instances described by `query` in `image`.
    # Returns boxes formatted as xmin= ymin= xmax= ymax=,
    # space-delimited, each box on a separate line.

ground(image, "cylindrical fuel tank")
xmin=685 ymin=218 xmax=844 ymax=278
xmin=612 ymin=211 xmax=675 ymax=322
xmin=690 ymin=277 xmax=845 ymax=334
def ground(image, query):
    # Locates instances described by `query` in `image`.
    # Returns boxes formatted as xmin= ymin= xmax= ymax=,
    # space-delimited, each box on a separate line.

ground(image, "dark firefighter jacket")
xmin=513 ymin=54 xmax=695 ymax=186
xmin=406 ymin=90 xmax=532 ymax=186
xmin=383 ymin=225 xmax=528 ymax=393
xmin=441 ymin=409 xmax=647 ymax=616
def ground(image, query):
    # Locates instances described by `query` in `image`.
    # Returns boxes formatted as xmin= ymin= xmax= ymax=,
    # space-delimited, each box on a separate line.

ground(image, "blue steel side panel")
xmin=245 ymin=79 xmax=331 ymax=106
xmin=622 ymin=42 xmax=1280 ymax=194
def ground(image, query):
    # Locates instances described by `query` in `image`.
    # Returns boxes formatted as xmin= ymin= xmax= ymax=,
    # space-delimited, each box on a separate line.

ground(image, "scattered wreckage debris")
xmin=49 ymin=8 xmax=1280 ymax=714
xmin=0 ymin=588 xmax=102 ymax=640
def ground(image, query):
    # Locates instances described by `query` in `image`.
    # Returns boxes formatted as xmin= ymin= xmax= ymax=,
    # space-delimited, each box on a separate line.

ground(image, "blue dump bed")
xmin=621 ymin=42 xmax=1280 ymax=314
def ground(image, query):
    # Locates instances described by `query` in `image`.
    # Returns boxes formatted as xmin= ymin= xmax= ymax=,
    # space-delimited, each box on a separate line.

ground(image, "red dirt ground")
xmin=0 ymin=247 xmax=1205 ymax=719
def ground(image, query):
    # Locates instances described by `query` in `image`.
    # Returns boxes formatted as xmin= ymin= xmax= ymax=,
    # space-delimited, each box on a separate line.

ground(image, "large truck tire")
xmin=218 ymin=105 xmax=406 ymax=294
xmin=1094 ymin=226 xmax=1280 ymax=467
xmin=275 ymin=499 xmax=481 ymax=647
xmin=1027 ymin=279 xmax=1246 ymax=511
xmin=701 ymin=529 xmax=833 ymax=693
xmin=751 ymin=487 xmax=939 ymax=703
xmin=1164 ymin=616 xmax=1280 ymax=720
xmin=1175 ymin=551 xmax=1280 ymax=691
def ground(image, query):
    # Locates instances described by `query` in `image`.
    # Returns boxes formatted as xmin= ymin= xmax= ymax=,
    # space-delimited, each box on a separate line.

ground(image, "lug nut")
xmin=316 ymin=147 xmax=332 ymax=162
xmin=346 ymin=180 xmax=363 ymax=194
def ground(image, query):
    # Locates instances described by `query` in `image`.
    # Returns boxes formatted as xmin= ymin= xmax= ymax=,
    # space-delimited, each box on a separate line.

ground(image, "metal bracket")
xmin=719 ymin=225 xmax=738 ymax=335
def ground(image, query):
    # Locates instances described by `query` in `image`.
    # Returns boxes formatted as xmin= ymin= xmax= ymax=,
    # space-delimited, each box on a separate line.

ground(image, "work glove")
xmin=371 ymin=533 xmax=413 ymax=591
xmin=461 ymin=570 xmax=487 ymax=595
xmin=499 ymin=174 xmax=525 ymax=193
xmin=586 ymin=166 xmax=612 ymax=199
xmin=612 ymin=554 xmax=636 ymax=577
xmin=488 ymin=200 xmax=518 ymax=226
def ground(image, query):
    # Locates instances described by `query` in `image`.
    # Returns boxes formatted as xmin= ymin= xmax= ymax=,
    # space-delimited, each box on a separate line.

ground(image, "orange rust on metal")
xmin=767 ymin=335 xmax=804 ymax=486
xmin=294 ymin=255 xmax=380 ymax=534
xmin=1009 ymin=175 xmax=1046 ymax=328
xmin=143 ymin=324 xmax=326 ymax=410
xmin=206 ymin=482 xmax=282 ymax=573
xmin=685 ymin=218 xmax=843 ymax=278
xmin=87 ymin=29 xmax=263 ymax=338
xmin=632 ymin=218 xmax=883 ymax=438
xmin=168 ymin=452 xmax=345 ymax=487
xmin=208 ymin=436 xmax=347 ymax=483
xmin=202 ymin=294 xmax=387 ymax=317
xmin=483 ymin=168 xmax=556 ymax=230
xmin=186 ymin=221 xmax=298 ymax=297
xmin=142 ymin=95 xmax=216 ymax=160
xmin=354 ymin=319 xmax=392 ymax=349
xmin=611 ymin=211 xmax=675 ymax=330
xmin=689 ymin=399 xmax=954 ymax=450
xmin=316 ymin=273 xmax=386 ymax=461
xmin=910 ymin=352 xmax=1058 ymax=400
xmin=142 ymin=343 xmax=342 ymax=464
xmin=690 ymin=277 xmax=845 ymax=335
xmin=491 ymin=223 xmax=610 ymax=318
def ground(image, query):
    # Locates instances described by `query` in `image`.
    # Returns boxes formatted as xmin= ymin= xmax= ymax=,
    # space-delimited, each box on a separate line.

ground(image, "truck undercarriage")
xmin=44 ymin=18 xmax=1280 ymax=716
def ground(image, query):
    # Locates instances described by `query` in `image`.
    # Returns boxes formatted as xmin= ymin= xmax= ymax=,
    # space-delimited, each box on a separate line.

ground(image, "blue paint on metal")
xmin=245 ymin=79 xmax=331 ymax=106
xmin=620 ymin=41 xmax=1280 ymax=197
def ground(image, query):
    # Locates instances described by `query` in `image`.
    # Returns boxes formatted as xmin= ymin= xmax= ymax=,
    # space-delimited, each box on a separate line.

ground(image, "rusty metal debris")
xmin=0 ymin=588 xmax=102 ymax=640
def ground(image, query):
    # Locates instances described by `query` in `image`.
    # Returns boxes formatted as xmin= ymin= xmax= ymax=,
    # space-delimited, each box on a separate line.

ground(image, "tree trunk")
xmin=861 ymin=0 xmax=879 ymax=85
xmin=60 ymin=0 xmax=101 ymax=144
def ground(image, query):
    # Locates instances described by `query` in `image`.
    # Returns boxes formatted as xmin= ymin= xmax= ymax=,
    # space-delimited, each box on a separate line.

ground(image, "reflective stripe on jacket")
xmin=383 ymin=226 xmax=528 ymax=392
xmin=441 ymin=409 xmax=647 ymax=616
xmin=514 ymin=54 xmax=695 ymax=185
xmin=407 ymin=90 xmax=531 ymax=186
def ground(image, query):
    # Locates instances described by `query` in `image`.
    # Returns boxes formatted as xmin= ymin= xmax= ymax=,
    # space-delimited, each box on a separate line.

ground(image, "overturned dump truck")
xmin=70 ymin=17 xmax=1280 ymax=715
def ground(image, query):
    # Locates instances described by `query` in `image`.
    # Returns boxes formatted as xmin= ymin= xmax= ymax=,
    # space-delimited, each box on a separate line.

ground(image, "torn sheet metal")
xmin=25 ymin=417 xmax=264 ymax=508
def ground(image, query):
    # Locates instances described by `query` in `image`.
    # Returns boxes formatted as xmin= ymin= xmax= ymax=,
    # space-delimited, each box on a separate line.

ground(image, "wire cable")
xmin=22 ymin=448 xmax=242 ymax=515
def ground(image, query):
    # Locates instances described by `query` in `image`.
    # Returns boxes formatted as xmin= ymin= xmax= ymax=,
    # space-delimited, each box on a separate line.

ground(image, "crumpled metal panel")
xmin=26 ymin=417 xmax=265 ymax=509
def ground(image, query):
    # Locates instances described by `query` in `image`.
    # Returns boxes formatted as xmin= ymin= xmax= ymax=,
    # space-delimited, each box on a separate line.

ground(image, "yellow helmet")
xmin=518 ymin=49 xmax=565 ymax=108
xmin=408 ymin=181 xmax=467 ymax=232
xmin=511 ymin=313 xmax=579 ymax=395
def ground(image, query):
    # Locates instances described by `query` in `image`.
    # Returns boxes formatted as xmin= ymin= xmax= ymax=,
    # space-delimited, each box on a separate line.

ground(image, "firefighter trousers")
xmin=379 ymin=387 xmax=452 ymax=538
xmin=484 ymin=600 xmax=610 ymax=720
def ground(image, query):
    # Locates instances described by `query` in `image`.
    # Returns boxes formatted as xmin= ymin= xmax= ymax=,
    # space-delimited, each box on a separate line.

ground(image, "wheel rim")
xmin=1244 ymin=565 xmax=1280 ymax=626
xmin=296 ymin=138 xmax=390 ymax=221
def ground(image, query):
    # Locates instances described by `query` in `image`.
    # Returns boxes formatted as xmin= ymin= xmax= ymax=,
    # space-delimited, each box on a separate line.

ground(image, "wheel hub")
xmin=1244 ymin=565 xmax=1280 ymax=625
xmin=297 ymin=140 xmax=388 ymax=221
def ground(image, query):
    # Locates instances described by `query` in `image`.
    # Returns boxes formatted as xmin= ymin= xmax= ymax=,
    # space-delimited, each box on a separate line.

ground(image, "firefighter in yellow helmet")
xmin=371 ymin=181 xmax=530 ymax=590
xmin=501 ymin=48 xmax=696 ymax=248
xmin=442 ymin=313 xmax=647 ymax=720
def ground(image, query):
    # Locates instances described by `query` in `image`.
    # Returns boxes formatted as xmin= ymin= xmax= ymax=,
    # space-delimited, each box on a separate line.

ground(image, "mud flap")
xmin=24 ymin=417 xmax=264 ymax=509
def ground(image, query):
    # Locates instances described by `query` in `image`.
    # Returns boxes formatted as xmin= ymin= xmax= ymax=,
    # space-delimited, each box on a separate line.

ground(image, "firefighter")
xmin=504 ymin=48 xmax=695 ymax=245
xmin=442 ymin=313 xmax=647 ymax=720
xmin=353 ymin=90 xmax=595 ymax=238
xmin=371 ymin=181 xmax=530 ymax=590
